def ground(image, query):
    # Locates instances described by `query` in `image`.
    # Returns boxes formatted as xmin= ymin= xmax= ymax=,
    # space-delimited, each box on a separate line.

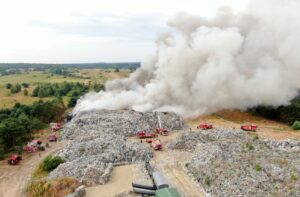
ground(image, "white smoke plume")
xmin=74 ymin=0 xmax=300 ymax=118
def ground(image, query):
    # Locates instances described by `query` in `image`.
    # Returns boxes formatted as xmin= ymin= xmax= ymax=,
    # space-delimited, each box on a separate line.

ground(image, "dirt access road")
xmin=152 ymin=133 xmax=205 ymax=197
xmin=188 ymin=110 xmax=300 ymax=140
xmin=0 ymin=142 xmax=65 ymax=197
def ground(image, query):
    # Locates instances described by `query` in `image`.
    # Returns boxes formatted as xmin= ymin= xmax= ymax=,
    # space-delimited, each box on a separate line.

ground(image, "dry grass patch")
xmin=27 ymin=177 xmax=80 ymax=197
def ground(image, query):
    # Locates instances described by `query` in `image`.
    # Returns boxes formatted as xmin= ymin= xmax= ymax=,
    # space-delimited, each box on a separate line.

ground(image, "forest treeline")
xmin=249 ymin=95 xmax=300 ymax=129
xmin=0 ymin=62 xmax=140 ymax=70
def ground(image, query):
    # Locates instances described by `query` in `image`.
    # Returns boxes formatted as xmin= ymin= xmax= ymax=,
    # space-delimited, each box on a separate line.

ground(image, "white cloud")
xmin=0 ymin=0 xmax=248 ymax=63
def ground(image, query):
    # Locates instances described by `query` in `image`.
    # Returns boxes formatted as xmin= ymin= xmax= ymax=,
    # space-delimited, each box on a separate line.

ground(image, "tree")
xmin=114 ymin=67 xmax=119 ymax=72
xmin=38 ymin=88 xmax=46 ymax=98
xmin=32 ymin=86 xmax=40 ymax=97
xmin=5 ymin=83 xmax=12 ymax=89
xmin=15 ymin=83 xmax=21 ymax=91
xmin=23 ymin=89 xmax=28 ymax=96
xmin=93 ymin=84 xmax=105 ymax=92
xmin=68 ymin=97 xmax=78 ymax=108
xmin=10 ymin=83 xmax=21 ymax=94
xmin=0 ymin=118 xmax=26 ymax=150
xmin=0 ymin=138 xmax=5 ymax=160
xmin=21 ymin=83 xmax=30 ymax=88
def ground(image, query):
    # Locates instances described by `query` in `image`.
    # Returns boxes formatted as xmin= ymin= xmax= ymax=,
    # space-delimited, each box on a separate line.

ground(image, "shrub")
xmin=21 ymin=83 xmax=30 ymax=88
xmin=252 ymin=134 xmax=259 ymax=141
xmin=27 ymin=178 xmax=79 ymax=197
xmin=255 ymin=164 xmax=262 ymax=171
xmin=291 ymin=174 xmax=298 ymax=181
xmin=42 ymin=155 xmax=64 ymax=172
xmin=10 ymin=83 xmax=22 ymax=93
xmin=291 ymin=121 xmax=300 ymax=130
xmin=26 ymin=180 xmax=51 ymax=197
xmin=78 ymin=146 xmax=85 ymax=155
xmin=5 ymin=83 xmax=12 ymax=89
xmin=23 ymin=89 xmax=28 ymax=96
xmin=205 ymin=176 xmax=212 ymax=186
xmin=93 ymin=84 xmax=105 ymax=92
xmin=246 ymin=142 xmax=254 ymax=151
xmin=68 ymin=97 xmax=78 ymax=108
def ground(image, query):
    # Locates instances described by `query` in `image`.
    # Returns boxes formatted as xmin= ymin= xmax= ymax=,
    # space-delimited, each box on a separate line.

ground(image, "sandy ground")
xmin=152 ymin=133 xmax=205 ymax=197
xmin=86 ymin=165 xmax=134 ymax=197
xmin=0 ymin=141 xmax=65 ymax=197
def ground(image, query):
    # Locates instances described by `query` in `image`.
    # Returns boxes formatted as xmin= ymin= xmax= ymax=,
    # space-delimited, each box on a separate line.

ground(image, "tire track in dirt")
xmin=0 ymin=142 xmax=65 ymax=197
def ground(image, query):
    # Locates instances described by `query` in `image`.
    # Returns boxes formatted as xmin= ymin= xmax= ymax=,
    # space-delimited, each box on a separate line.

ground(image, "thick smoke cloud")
xmin=74 ymin=0 xmax=300 ymax=118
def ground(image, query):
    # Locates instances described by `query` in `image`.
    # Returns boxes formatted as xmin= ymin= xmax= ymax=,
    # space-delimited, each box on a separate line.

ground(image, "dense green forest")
xmin=250 ymin=95 xmax=300 ymax=129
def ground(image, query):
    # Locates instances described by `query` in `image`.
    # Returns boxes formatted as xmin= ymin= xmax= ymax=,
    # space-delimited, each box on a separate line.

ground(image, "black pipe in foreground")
xmin=133 ymin=187 xmax=156 ymax=195
xmin=132 ymin=182 xmax=156 ymax=190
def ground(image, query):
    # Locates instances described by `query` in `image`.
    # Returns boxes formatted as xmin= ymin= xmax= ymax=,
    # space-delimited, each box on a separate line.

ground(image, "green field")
xmin=0 ymin=71 xmax=85 ymax=85
xmin=0 ymin=69 xmax=130 ymax=109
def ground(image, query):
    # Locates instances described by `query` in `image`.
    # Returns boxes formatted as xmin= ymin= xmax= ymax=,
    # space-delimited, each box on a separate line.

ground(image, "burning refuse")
xmin=74 ymin=0 xmax=300 ymax=118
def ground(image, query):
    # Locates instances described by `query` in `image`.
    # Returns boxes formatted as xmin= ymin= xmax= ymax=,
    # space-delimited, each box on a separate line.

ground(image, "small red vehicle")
xmin=146 ymin=138 xmax=153 ymax=143
xmin=48 ymin=134 xmax=57 ymax=142
xmin=8 ymin=155 xmax=22 ymax=165
xmin=25 ymin=144 xmax=36 ymax=153
xmin=241 ymin=125 xmax=258 ymax=132
xmin=146 ymin=138 xmax=162 ymax=150
xmin=197 ymin=123 xmax=213 ymax=130
xmin=137 ymin=131 xmax=156 ymax=139
xmin=155 ymin=128 xmax=169 ymax=136
xmin=50 ymin=123 xmax=62 ymax=132
xmin=25 ymin=139 xmax=45 ymax=152
xmin=151 ymin=139 xmax=162 ymax=150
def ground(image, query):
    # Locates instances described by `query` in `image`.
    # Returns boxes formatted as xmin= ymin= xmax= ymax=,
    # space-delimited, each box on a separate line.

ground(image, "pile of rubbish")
xmin=169 ymin=129 xmax=300 ymax=197
xmin=49 ymin=110 xmax=183 ymax=185
xmin=63 ymin=110 xmax=183 ymax=139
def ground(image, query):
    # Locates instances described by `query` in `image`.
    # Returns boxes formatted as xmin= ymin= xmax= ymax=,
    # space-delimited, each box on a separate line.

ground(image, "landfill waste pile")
xmin=168 ymin=129 xmax=300 ymax=197
xmin=49 ymin=110 xmax=183 ymax=185
xmin=64 ymin=110 xmax=183 ymax=139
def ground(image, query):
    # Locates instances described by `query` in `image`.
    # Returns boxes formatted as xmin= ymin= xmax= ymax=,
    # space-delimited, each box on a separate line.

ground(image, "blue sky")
xmin=0 ymin=0 xmax=248 ymax=63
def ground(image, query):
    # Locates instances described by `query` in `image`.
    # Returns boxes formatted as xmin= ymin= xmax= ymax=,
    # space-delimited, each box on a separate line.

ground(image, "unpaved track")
xmin=153 ymin=133 xmax=205 ymax=197
xmin=0 ymin=142 xmax=65 ymax=197
xmin=153 ymin=150 xmax=204 ymax=197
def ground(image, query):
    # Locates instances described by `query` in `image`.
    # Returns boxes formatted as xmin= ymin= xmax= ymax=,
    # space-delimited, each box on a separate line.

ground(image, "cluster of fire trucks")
xmin=7 ymin=122 xmax=62 ymax=165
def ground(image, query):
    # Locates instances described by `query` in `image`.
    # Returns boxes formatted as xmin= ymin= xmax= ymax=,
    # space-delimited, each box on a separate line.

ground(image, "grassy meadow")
xmin=0 ymin=69 xmax=130 ymax=109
